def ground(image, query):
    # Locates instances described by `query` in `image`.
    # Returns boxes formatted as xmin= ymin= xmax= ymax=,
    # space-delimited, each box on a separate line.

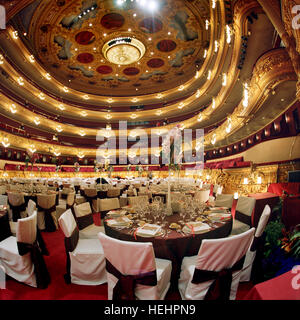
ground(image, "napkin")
xmin=182 ymin=222 xmax=211 ymax=234
xmin=136 ymin=224 xmax=162 ymax=237
xmin=210 ymin=207 xmax=229 ymax=212
xmin=106 ymin=210 xmax=127 ymax=218
xmin=106 ymin=216 xmax=132 ymax=227
xmin=209 ymin=212 xmax=232 ymax=220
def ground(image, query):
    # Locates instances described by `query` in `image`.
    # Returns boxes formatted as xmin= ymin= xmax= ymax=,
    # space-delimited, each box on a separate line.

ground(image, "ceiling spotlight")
xmin=156 ymin=109 xmax=162 ymax=116
xmin=107 ymin=98 xmax=114 ymax=103
xmin=63 ymin=86 xmax=69 ymax=93
xmin=130 ymin=113 xmax=138 ymax=119
xmin=207 ymin=70 xmax=212 ymax=80
xmin=17 ymin=77 xmax=24 ymax=86
xmin=29 ymin=55 xmax=35 ymax=63
xmin=148 ymin=1 xmax=158 ymax=11
xmin=81 ymin=111 xmax=88 ymax=117
xmin=105 ymin=113 xmax=112 ymax=120
xmin=45 ymin=73 xmax=51 ymax=80
xmin=212 ymin=98 xmax=216 ymax=109
xmin=83 ymin=95 xmax=89 ymax=100
xmin=12 ymin=31 xmax=18 ymax=39
xmin=54 ymin=151 xmax=61 ymax=157
xmin=39 ymin=93 xmax=45 ymax=100
xmin=222 ymin=73 xmax=227 ymax=86
xmin=58 ymin=104 xmax=65 ymax=111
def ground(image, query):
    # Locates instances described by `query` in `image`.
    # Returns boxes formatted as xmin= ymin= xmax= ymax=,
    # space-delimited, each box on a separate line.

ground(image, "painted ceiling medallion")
xmin=139 ymin=17 xmax=163 ymax=33
xmin=102 ymin=37 xmax=146 ymax=65
xmin=101 ymin=13 xmax=125 ymax=29
xmin=75 ymin=31 xmax=95 ymax=45
xmin=77 ymin=53 xmax=94 ymax=63
xmin=123 ymin=67 xmax=140 ymax=76
xmin=96 ymin=65 xmax=113 ymax=74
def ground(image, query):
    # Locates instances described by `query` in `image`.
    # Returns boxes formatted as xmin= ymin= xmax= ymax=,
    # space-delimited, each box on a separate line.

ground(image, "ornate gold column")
xmin=257 ymin=0 xmax=300 ymax=99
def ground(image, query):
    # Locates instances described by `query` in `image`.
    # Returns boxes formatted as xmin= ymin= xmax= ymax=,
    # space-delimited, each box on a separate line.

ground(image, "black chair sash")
xmin=106 ymin=259 xmax=157 ymax=300
xmin=191 ymin=255 xmax=245 ymax=300
xmin=0 ymin=213 xmax=12 ymax=242
xmin=97 ymin=191 xmax=107 ymax=199
xmin=235 ymin=211 xmax=252 ymax=226
xmin=250 ymin=236 xmax=260 ymax=252
xmin=84 ymin=194 xmax=98 ymax=210
xmin=74 ymin=186 xmax=80 ymax=194
xmin=36 ymin=228 xmax=49 ymax=255
xmin=76 ymin=213 xmax=94 ymax=230
xmin=37 ymin=204 xmax=57 ymax=232
xmin=63 ymin=227 xmax=79 ymax=284
xmin=9 ymin=202 xmax=26 ymax=222
xmin=17 ymin=240 xmax=51 ymax=289
xmin=61 ymin=194 xmax=68 ymax=200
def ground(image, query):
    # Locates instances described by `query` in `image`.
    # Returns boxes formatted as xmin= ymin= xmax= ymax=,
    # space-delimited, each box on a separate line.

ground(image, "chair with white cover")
xmin=215 ymin=194 xmax=234 ymax=209
xmin=98 ymin=233 xmax=172 ymax=300
xmin=26 ymin=199 xmax=37 ymax=217
xmin=83 ymin=188 xmax=98 ymax=213
xmin=58 ymin=209 xmax=106 ymax=285
xmin=0 ymin=185 xmax=7 ymax=195
xmin=56 ymin=192 xmax=75 ymax=221
xmin=107 ymin=188 xmax=121 ymax=198
xmin=73 ymin=202 xmax=105 ymax=239
xmin=230 ymin=196 xmax=256 ymax=236
xmin=7 ymin=192 xmax=26 ymax=222
xmin=178 ymin=228 xmax=255 ymax=300
xmin=37 ymin=194 xmax=57 ymax=232
xmin=0 ymin=195 xmax=8 ymax=206
xmin=240 ymin=205 xmax=271 ymax=282
xmin=194 ymin=190 xmax=210 ymax=203
xmin=9 ymin=199 xmax=37 ymax=236
xmin=99 ymin=198 xmax=120 ymax=217
xmin=0 ymin=212 xmax=50 ymax=288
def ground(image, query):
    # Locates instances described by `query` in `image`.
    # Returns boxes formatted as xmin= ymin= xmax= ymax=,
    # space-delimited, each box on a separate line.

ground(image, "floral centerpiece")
xmin=136 ymin=165 xmax=144 ymax=177
xmin=94 ymin=161 xmax=103 ymax=173
xmin=261 ymin=198 xmax=300 ymax=282
xmin=74 ymin=162 xmax=80 ymax=173
xmin=107 ymin=164 xmax=114 ymax=178
xmin=161 ymin=124 xmax=182 ymax=215
xmin=25 ymin=151 xmax=39 ymax=171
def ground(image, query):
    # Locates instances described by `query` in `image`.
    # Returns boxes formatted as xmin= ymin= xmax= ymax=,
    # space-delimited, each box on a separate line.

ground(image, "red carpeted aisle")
xmin=0 ymin=213 xmax=252 ymax=300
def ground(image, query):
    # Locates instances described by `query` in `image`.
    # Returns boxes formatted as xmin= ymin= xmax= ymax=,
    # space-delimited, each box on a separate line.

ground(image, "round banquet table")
xmin=104 ymin=212 xmax=233 ymax=287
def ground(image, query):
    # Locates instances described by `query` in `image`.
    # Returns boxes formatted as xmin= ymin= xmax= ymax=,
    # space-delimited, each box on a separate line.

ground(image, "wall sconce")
xmin=34 ymin=117 xmax=40 ymax=125
xmin=234 ymin=192 xmax=239 ymax=199
xmin=10 ymin=104 xmax=17 ymax=114
xmin=243 ymin=177 xmax=248 ymax=185
xmin=28 ymin=145 xmax=36 ymax=153
xmin=56 ymin=126 xmax=63 ymax=133
xmin=1 ymin=138 xmax=10 ymax=148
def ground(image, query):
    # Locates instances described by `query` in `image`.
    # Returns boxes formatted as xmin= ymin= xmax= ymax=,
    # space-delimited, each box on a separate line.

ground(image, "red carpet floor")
xmin=0 ymin=213 xmax=252 ymax=300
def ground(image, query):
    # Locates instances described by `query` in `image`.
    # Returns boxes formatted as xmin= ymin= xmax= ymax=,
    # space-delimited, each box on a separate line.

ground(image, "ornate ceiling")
xmin=0 ymin=0 xmax=298 ymax=161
